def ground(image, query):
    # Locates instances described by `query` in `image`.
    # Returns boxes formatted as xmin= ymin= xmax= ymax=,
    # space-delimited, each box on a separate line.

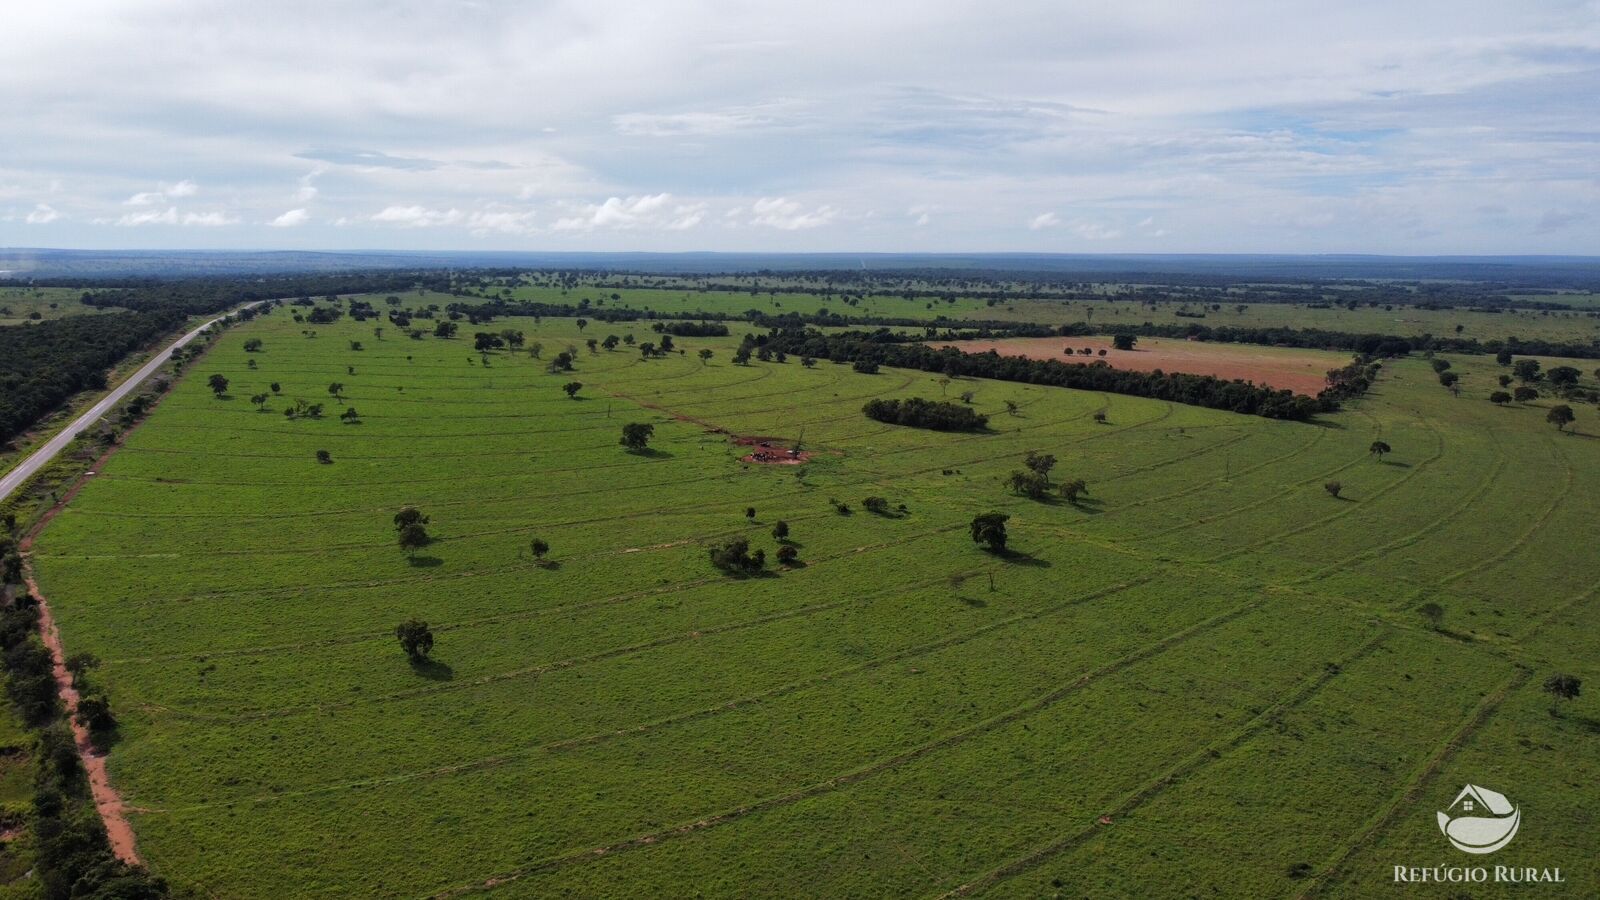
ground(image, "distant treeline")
xmin=72 ymin=271 xmax=451 ymax=316
xmin=0 ymin=311 xmax=185 ymax=445
xmin=760 ymin=328 xmax=1342 ymax=421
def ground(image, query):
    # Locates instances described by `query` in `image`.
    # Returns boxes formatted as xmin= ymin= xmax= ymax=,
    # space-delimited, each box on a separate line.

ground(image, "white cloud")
xmin=553 ymin=194 xmax=704 ymax=232
xmin=116 ymin=206 xmax=178 ymax=226
xmin=466 ymin=209 xmax=537 ymax=235
xmin=25 ymin=203 xmax=60 ymax=224
xmin=183 ymin=211 xmax=238 ymax=226
xmin=1029 ymin=212 xmax=1061 ymax=230
xmin=1070 ymin=221 xmax=1123 ymax=240
xmin=3 ymin=2 xmax=1599 ymax=251
xmin=371 ymin=205 xmax=463 ymax=227
xmin=269 ymin=208 xmax=310 ymax=227
xmin=750 ymin=197 xmax=838 ymax=230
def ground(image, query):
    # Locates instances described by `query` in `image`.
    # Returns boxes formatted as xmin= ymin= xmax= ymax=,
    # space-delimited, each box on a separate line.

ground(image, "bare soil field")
xmin=933 ymin=336 xmax=1348 ymax=395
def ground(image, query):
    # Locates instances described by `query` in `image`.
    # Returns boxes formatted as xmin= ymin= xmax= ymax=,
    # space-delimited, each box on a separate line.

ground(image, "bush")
xmin=709 ymin=538 xmax=765 ymax=575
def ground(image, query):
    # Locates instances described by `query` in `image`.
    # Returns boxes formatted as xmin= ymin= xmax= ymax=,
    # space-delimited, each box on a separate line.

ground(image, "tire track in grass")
xmin=1291 ymin=666 xmax=1530 ymax=899
xmin=941 ymin=629 xmax=1392 ymax=897
xmin=1205 ymin=407 xmax=1445 ymax=563
xmin=1285 ymin=428 xmax=1509 ymax=586
xmin=136 ymin=572 xmax=1164 ymax=813
xmin=1082 ymin=412 xmax=1337 ymax=515
xmin=1134 ymin=409 xmax=1385 ymax=541
xmin=1398 ymin=433 xmax=1576 ymax=612
xmin=425 ymin=598 xmax=1269 ymax=899
xmin=103 ymin=522 xmax=971 ymax=658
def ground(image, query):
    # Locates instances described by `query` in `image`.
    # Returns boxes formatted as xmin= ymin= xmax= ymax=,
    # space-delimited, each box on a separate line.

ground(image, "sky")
xmin=2 ymin=0 xmax=1598 ymax=254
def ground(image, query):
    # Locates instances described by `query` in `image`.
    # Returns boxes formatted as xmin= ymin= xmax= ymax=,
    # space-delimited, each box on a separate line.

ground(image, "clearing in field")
xmin=23 ymin=300 xmax=1600 ymax=897
xmin=932 ymin=335 xmax=1346 ymax=395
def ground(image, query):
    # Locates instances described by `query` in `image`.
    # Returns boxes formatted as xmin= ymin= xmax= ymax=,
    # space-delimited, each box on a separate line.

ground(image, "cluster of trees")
xmin=863 ymin=397 xmax=990 ymax=431
xmin=655 ymin=321 xmax=729 ymax=337
xmin=1004 ymin=451 xmax=1089 ymax=503
xmin=709 ymin=538 xmax=766 ymax=575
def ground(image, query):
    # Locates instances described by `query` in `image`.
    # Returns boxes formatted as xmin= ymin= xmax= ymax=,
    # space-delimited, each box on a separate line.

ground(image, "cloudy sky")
xmin=3 ymin=0 xmax=1598 ymax=253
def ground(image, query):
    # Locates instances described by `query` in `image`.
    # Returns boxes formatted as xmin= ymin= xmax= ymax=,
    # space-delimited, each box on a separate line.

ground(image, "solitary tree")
xmin=1489 ymin=391 xmax=1512 ymax=405
xmin=1111 ymin=333 xmax=1137 ymax=351
xmin=576 ymin=318 xmax=589 ymax=331
xmin=1023 ymin=450 xmax=1057 ymax=481
xmin=394 ymin=506 xmax=429 ymax=530
xmin=395 ymin=619 xmax=434 ymax=660
xmin=398 ymin=523 xmax=430 ymax=556
xmin=1546 ymin=404 xmax=1576 ymax=433
xmin=1542 ymin=673 xmax=1581 ymax=716
xmin=1418 ymin=601 xmax=1445 ymax=631
xmin=1437 ymin=371 xmax=1459 ymax=389
xmin=970 ymin=512 xmax=1009 ymax=553
xmin=1324 ymin=481 xmax=1343 ymax=499
xmin=771 ymin=520 xmax=789 ymax=540
xmin=1514 ymin=386 xmax=1539 ymax=403
xmin=328 ymin=382 xmax=345 ymax=400
xmin=698 ymin=349 xmax=713 ymax=363
xmin=530 ymin=538 xmax=550 ymax=565
xmin=745 ymin=506 xmax=757 ymax=521
xmin=620 ymin=422 xmax=655 ymax=452
xmin=1059 ymin=478 xmax=1088 ymax=504
xmin=563 ymin=381 xmax=583 ymax=399
xmin=270 ymin=382 xmax=281 ymax=394
xmin=776 ymin=545 xmax=799 ymax=566
xmin=340 ymin=407 xmax=359 ymax=423
xmin=250 ymin=392 xmax=269 ymax=411
xmin=315 ymin=449 xmax=332 ymax=464
xmin=1369 ymin=440 xmax=1392 ymax=461
xmin=208 ymin=374 xmax=229 ymax=397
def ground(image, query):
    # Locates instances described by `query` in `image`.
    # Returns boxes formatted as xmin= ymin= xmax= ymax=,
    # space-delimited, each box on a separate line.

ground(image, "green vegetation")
xmin=18 ymin=293 xmax=1600 ymax=898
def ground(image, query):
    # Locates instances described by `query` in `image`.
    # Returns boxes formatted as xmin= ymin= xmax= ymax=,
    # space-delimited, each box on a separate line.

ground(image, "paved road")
xmin=0 ymin=303 xmax=262 ymax=503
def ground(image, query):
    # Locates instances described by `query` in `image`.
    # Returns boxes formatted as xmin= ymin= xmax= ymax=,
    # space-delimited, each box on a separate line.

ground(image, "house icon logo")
xmin=1437 ymin=785 xmax=1520 ymax=854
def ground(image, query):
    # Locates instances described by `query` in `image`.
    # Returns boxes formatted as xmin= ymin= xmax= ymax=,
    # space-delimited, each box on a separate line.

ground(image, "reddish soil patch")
xmin=734 ymin=436 xmax=813 ymax=465
xmin=934 ymin=336 xmax=1342 ymax=396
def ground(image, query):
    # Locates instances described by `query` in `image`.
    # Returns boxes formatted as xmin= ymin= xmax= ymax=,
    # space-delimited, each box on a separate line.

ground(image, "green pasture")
xmin=26 ymin=304 xmax=1600 ymax=897
xmin=0 ymin=286 xmax=107 ymax=325
xmin=472 ymin=281 xmax=1600 ymax=346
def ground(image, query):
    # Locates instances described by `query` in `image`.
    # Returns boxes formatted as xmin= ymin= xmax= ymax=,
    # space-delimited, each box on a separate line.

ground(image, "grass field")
xmin=0 ymin=287 xmax=109 ymax=325
xmin=26 ymin=302 xmax=1600 ymax=897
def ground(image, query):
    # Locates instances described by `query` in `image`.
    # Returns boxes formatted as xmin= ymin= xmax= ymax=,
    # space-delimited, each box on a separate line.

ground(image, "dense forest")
xmin=0 ymin=311 xmax=186 ymax=445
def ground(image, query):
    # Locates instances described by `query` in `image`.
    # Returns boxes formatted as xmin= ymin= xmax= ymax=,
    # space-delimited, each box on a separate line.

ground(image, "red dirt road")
xmin=934 ymin=336 xmax=1343 ymax=395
